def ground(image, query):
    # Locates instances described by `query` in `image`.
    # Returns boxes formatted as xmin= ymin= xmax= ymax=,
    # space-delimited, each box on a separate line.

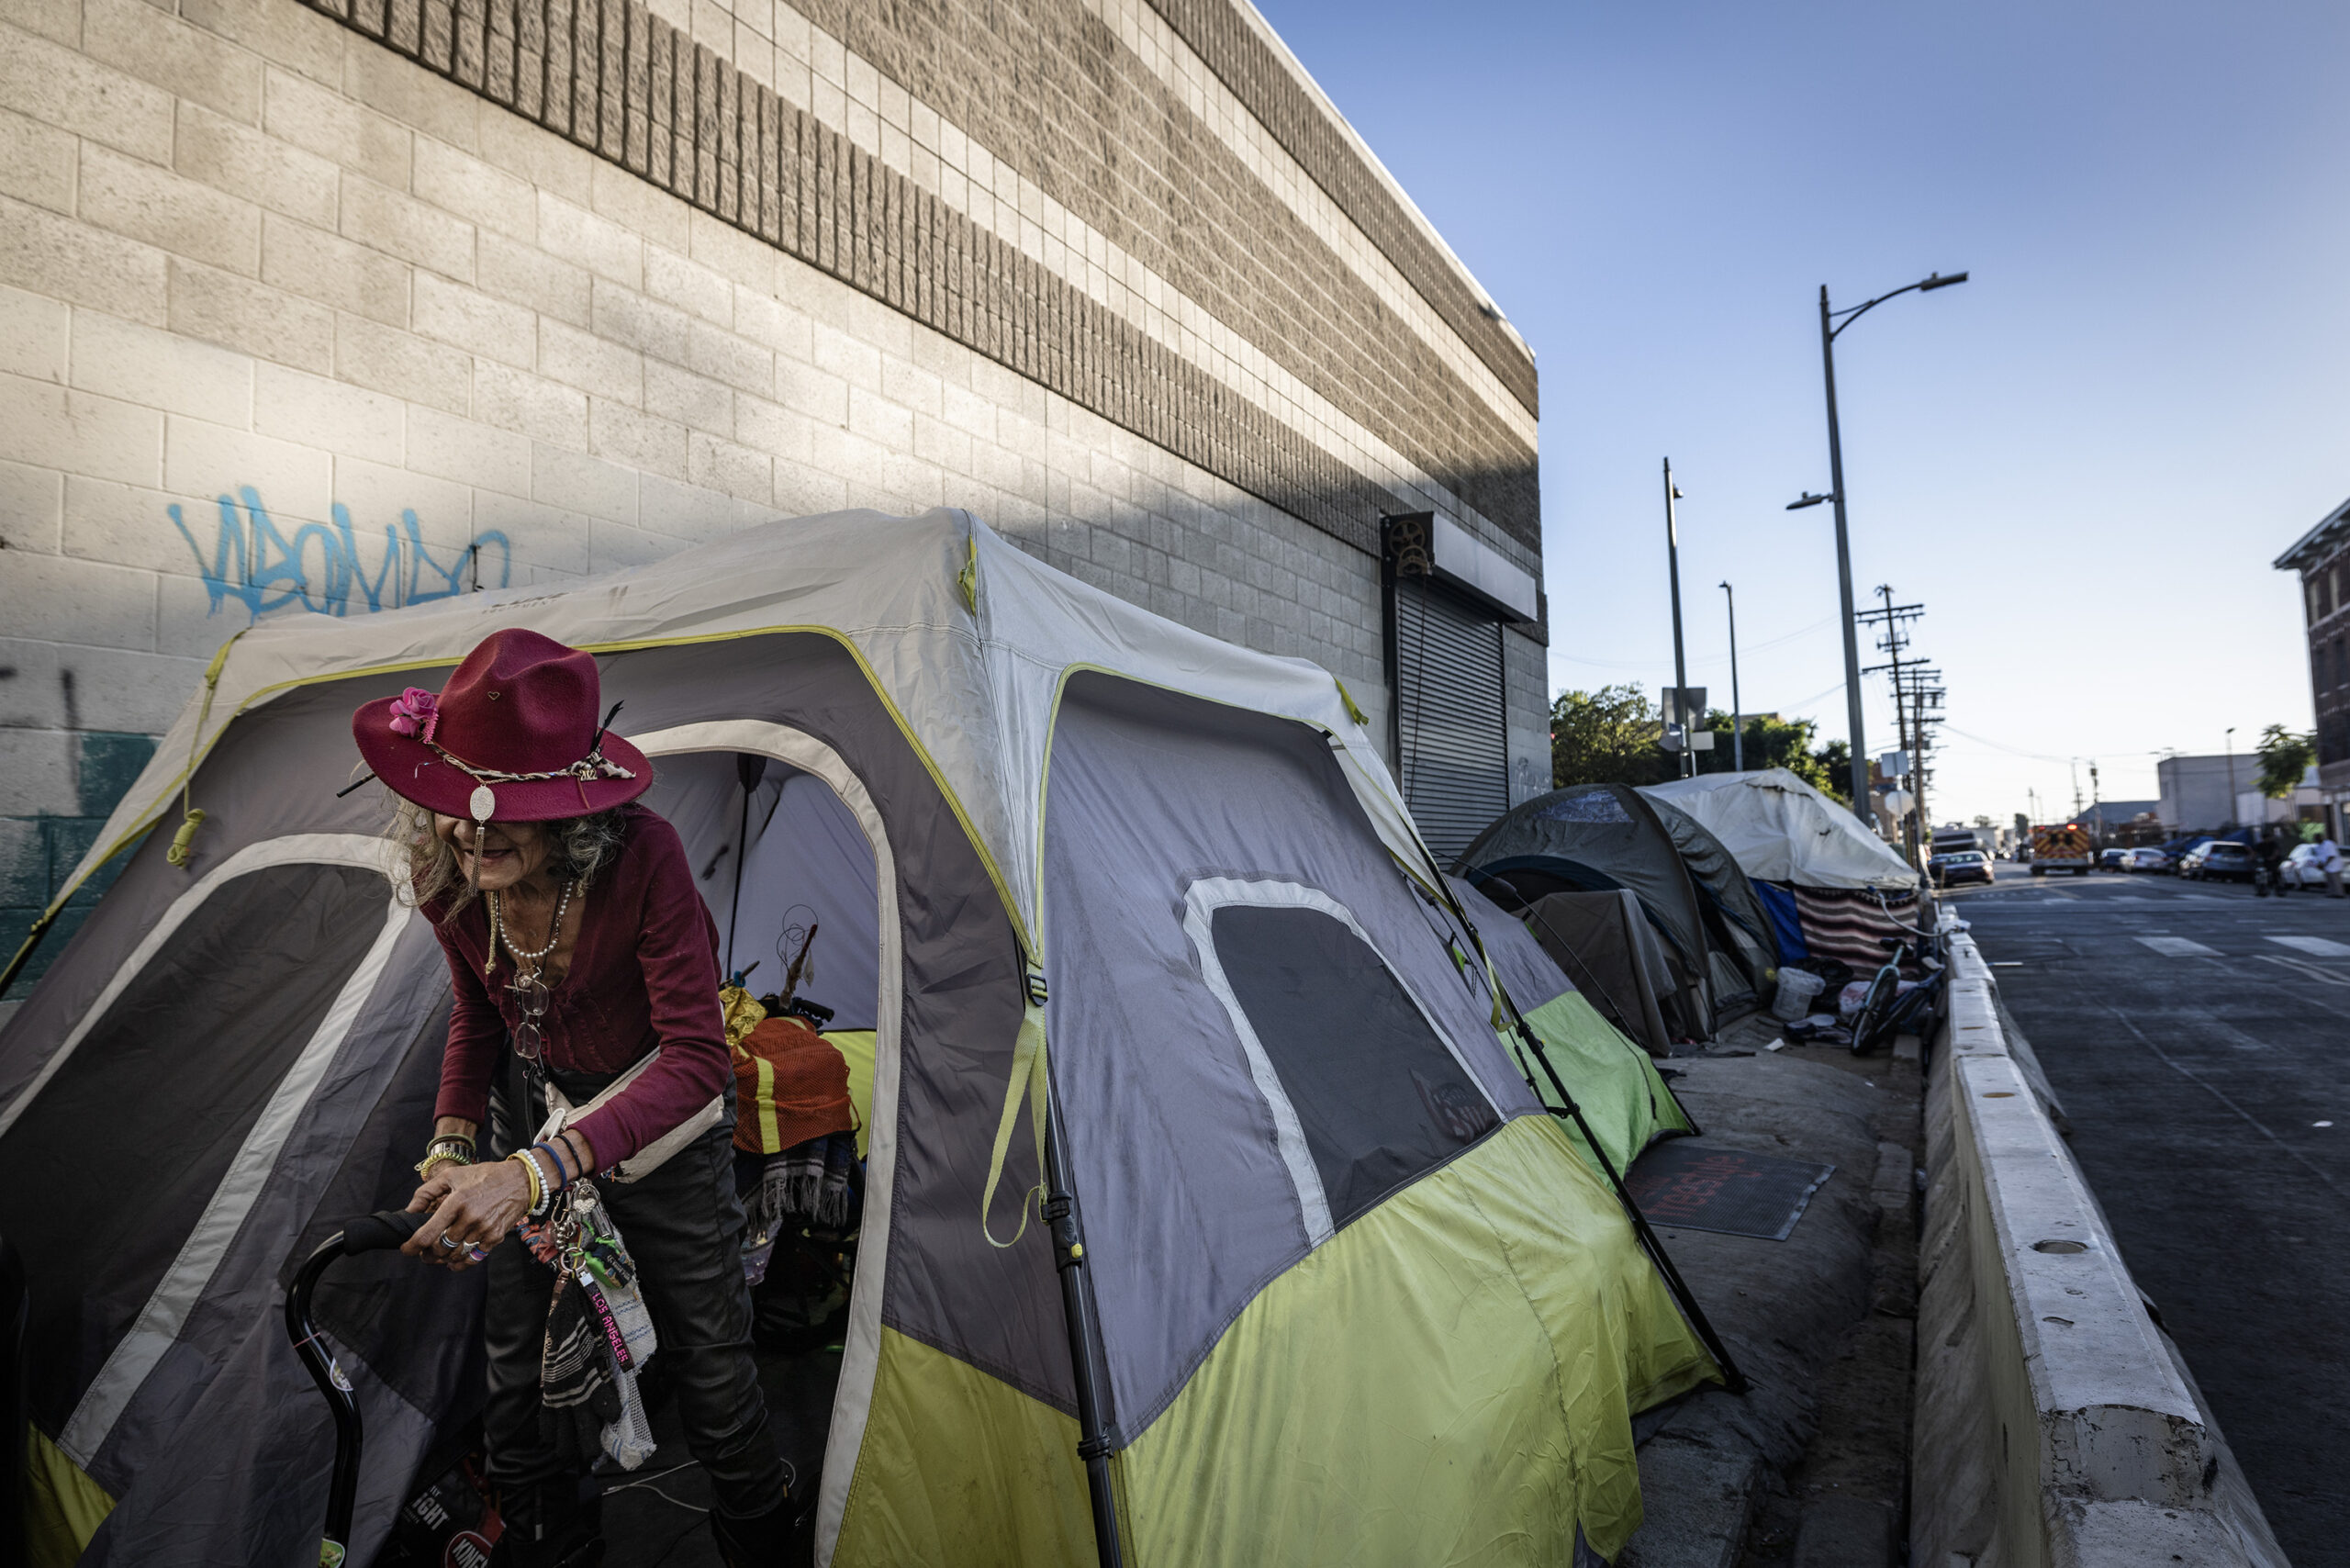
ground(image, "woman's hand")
xmin=403 ymin=1158 xmax=534 ymax=1271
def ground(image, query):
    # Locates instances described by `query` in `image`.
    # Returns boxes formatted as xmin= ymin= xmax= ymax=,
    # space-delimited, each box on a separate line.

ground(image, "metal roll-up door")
xmin=1393 ymin=575 xmax=1508 ymax=865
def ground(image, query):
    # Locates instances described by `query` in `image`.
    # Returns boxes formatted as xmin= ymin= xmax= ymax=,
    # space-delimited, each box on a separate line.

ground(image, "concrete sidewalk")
xmin=1619 ymin=1021 xmax=1922 ymax=1568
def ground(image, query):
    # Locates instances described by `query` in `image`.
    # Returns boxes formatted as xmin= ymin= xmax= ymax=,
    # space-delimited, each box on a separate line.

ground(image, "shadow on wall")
xmin=1 ymin=733 xmax=158 ymax=1004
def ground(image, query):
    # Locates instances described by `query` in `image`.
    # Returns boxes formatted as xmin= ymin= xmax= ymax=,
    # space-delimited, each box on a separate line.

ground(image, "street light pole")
xmin=1720 ymin=580 xmax=1742 ymax=771
xmin=2225 ymin=728 xmax=2238 ymax=831
xmin=1663 ymin=459 xmax=1694 ymax=778
xmin=1818 ymin=286 xmax=1868 ymax=819
xmin=1791 ymin=269 xmax=1968 ymax=824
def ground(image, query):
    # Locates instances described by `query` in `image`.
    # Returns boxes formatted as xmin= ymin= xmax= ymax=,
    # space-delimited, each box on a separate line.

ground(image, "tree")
xmin=2256 ymin=724 xmax=2316 ymax=798
xmin=1807 ymin=739 xmax=1852 ymax=805
xmin=1550 ymin=685 xmax=1673 ymax=789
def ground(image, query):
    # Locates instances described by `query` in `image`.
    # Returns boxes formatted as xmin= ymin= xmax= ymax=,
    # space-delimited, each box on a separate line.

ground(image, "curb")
xmin=1910 ymin=932 xmax=2286 ymax=1567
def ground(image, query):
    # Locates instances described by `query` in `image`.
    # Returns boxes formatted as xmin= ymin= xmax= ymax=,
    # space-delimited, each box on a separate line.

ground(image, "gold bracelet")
xmin=507 ymin=1149 xmax=545 ymax=1215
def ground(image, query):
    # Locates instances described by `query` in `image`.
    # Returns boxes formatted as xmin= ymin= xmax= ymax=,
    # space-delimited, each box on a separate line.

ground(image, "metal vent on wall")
xmin=1391 ymin=569 xmax=1508 ymax=867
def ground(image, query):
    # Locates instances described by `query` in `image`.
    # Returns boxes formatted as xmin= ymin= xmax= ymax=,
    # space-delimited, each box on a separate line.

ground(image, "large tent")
xmin=1640 ymin=770 xmax=1922 ymax=972
xmin=1456 ymin=783 xmax=1762 ymax=1038
xmin=0 ymin=510 xmax=1720 ymax=1567
xmin=1639 ymin=769 xmax=1916 ymax=891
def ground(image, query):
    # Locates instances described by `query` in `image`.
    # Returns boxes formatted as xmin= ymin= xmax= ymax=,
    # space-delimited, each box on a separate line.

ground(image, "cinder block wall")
xmin=0 ymin=0 xmax=1546 ymax=990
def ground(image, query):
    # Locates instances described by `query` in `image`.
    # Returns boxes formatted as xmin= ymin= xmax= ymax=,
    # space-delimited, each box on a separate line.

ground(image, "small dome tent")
xmin=1443 ymin=876 xmax=1696 ymax=1170
xmin=1456 ymin=782 xmax=1764 ymax=1039
xmin=0 ymin=510 xmax=1722 ymax=1567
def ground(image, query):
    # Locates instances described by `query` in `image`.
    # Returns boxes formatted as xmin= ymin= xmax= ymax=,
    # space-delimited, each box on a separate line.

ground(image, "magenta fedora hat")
xmin=352 ymin=629 xmax=651 ymax=823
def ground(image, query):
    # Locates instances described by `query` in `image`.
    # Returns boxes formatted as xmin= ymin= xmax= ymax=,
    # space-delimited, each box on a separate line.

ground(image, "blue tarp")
xmin=1752 ymin=880 xmax=1807 ymax=964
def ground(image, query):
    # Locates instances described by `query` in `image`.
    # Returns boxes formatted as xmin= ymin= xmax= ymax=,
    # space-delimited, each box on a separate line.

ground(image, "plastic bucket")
xmin=1772 ymin=968 xmax=1828 ymax=1022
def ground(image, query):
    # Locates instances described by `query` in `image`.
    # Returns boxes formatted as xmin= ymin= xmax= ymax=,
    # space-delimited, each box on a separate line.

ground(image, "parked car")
xmin=2098 ymin=847 xmax=2131 ymax=871
xmin=2281 ymin=843 xmax=2331 ymax=890
xmin=2187 ymin=842 xmax=2255 ymax=883
xmin=1930 ymin=849 xmax=1993 ymax=888
xmin=2124 ymin=847 xmax=2169 ymax=873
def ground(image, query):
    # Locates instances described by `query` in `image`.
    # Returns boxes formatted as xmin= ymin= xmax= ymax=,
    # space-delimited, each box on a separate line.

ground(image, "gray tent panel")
xmin=1520 ymin=891 xmax=1683 ymax=1058
xmin=1039 ymin=675 xmax=1540 ymax=1442
xmin=1444 ymin=874 xmax=1571 ymax=1014
xmin=643 ymin=751 xmax=883 ymax=1030
xmin=1647 ymin=797 xmax=1777 ymax=995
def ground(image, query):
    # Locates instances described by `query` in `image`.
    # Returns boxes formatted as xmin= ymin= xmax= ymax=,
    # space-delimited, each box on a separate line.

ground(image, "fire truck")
xmin=2029 ymin=823 xmax=2094 ymax=877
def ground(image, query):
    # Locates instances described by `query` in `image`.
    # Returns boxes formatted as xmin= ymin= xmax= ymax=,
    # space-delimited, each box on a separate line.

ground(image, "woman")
xmin=354 ymin=629 xmax=795 ymax=1568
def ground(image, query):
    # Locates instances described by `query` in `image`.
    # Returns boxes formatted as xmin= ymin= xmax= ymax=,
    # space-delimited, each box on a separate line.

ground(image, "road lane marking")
xmin=2268 ymin=935 xmax=2350 ymax=958
xmin=2136 ymin=935 xmax=2220 ymax=958
xmin=2256 ymin=954 xmax=2350 ymax=987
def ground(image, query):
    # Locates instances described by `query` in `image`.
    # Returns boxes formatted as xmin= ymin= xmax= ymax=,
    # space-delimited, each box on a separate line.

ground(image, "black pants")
xmin=485 ymin=1057 xmax=789 ymax=1527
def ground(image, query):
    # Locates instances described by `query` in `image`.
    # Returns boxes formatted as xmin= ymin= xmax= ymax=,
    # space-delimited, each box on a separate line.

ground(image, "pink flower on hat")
xmin=387 ymin=687 xmax=440 ymax=743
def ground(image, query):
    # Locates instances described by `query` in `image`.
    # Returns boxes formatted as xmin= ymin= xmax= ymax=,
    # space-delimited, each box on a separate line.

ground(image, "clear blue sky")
xmin=1260 ymin=0 xmax=2350 ymax=824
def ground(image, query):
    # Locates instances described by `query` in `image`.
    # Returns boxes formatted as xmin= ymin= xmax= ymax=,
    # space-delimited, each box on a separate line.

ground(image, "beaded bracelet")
xmin=508 ymin=1149 xmax=546 ymax=1217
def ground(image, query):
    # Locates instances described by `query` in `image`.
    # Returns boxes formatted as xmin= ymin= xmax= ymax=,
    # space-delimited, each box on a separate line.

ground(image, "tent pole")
xmin=1041 ymin=1092 xmax=1125 ymax=1567
xmin=1430 ymin=879 xmax=1748 ymax=1394
xmin=0 ymin=910 xmax=59 ymax=1002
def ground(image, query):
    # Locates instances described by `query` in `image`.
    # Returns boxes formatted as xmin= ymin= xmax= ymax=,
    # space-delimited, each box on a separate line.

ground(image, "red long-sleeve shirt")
xmin=427 ymin=804 xmax=732 ymax=1168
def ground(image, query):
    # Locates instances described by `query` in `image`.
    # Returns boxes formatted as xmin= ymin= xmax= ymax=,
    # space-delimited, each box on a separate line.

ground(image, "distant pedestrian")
xmin=2256 ymin=835 xmax=2285 ymax=898
xmin=2322 ymin=834 xmax=2346 ymax=900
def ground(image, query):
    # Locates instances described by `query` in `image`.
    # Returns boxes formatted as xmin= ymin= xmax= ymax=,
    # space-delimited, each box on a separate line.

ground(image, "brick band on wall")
xmin=779 ymin=0 xmax=1540 ymax=552
xmin=1142 ymin=0 xmax=1539 ymax=421
xmin=297 ymin=0 xmax=1537 ymax=563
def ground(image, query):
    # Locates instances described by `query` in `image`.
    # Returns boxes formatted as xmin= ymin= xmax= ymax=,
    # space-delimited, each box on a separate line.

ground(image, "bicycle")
xmin=1848 ymin=921 xmax=1950 ymax=1056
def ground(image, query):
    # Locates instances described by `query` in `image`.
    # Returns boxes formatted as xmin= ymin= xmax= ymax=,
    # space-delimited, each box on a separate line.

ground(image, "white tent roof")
xmin=60 ymin=509 xmax=1425 ymax=946
xmin=1639 ymin=768 xmax=1918 ymax=890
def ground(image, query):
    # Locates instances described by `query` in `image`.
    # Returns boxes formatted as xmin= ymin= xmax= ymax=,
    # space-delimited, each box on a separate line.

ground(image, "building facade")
xmin=0 ymin=0 xmax=1548 ymax=990
xmin=2274 ymin=498 xmax=2350 ymax=837
xmin=2155 ymin=755 xmax=2255 ymax=834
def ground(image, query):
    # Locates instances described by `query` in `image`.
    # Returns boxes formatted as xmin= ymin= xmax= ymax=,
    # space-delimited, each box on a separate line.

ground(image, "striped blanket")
xmin=1790 ymin=886 xmax=1922 ymax=972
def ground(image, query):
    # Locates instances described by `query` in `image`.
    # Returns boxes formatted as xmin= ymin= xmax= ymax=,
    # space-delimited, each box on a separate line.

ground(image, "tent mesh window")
xmin=1212 ymin=903 xmax=1498 ymax=1228
xmin=1391 ymin=575 xmax=1509 ymax=865
xmin=0 ymin=862 xmax=389 ymax=1431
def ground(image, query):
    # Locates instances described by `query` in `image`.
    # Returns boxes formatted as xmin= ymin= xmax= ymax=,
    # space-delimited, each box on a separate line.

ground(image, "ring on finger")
xmin=437 ymin=1234 xmax=461 ymax=1251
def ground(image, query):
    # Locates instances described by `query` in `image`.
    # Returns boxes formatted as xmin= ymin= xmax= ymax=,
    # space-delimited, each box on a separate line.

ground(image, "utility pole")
xmin=1858 ymin=587 xmax=1927 ymax=863
xmin=2089 ymin=761 xmax=2102 ymax=846
xmin=1909 ymin=671 xmax=1943 ymax=856
xmin=1720 ymin=580 xmax=1743 ymax=771
xmin=2224 ymin=728 xmax=2238 ymax=831
xmin=2070 ymin=759 xmax=2084 ymax=823
xmin=1663 ymin=459 xmax=1691 ymax=778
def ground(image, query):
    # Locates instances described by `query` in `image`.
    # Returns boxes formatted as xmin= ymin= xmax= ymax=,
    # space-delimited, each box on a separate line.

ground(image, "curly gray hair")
xmin=386 ymin=798 xmax=625 ymax=918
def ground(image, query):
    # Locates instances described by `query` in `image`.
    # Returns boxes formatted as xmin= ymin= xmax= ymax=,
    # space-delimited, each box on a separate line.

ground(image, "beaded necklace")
xmin=487 ymin=879 xmax=576 ymax=1062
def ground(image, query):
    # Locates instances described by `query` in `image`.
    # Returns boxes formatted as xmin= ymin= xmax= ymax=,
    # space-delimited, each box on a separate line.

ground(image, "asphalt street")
xmin=1948 ymin=861 xmax=2349 ymax=1565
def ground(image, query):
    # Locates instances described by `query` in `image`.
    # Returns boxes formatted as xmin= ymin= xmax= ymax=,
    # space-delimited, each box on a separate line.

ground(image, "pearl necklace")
xmin=487 ymin=879 xmax=576 ymax=979
xmin=488 ymin=880 xmax=575 ymax=1063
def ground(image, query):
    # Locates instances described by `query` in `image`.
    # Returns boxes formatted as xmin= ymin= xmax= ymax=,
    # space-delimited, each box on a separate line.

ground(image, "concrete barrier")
xmin=1911 ymin=932 xmax=2286 ymax=1568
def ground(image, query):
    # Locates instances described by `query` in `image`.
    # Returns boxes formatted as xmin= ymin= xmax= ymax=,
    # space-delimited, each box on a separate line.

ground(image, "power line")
xmin=1548 ymin=614 xmax=1840 ymax=674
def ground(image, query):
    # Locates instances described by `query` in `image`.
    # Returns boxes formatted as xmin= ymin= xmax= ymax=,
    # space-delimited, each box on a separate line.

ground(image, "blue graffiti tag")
xmin=168 ymin=487 xmax=512 ymax=619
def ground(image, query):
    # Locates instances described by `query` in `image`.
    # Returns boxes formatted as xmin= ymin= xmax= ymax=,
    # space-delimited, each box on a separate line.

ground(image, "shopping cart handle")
xmin=341 ymin=1209 xmax=427 ymax=1256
